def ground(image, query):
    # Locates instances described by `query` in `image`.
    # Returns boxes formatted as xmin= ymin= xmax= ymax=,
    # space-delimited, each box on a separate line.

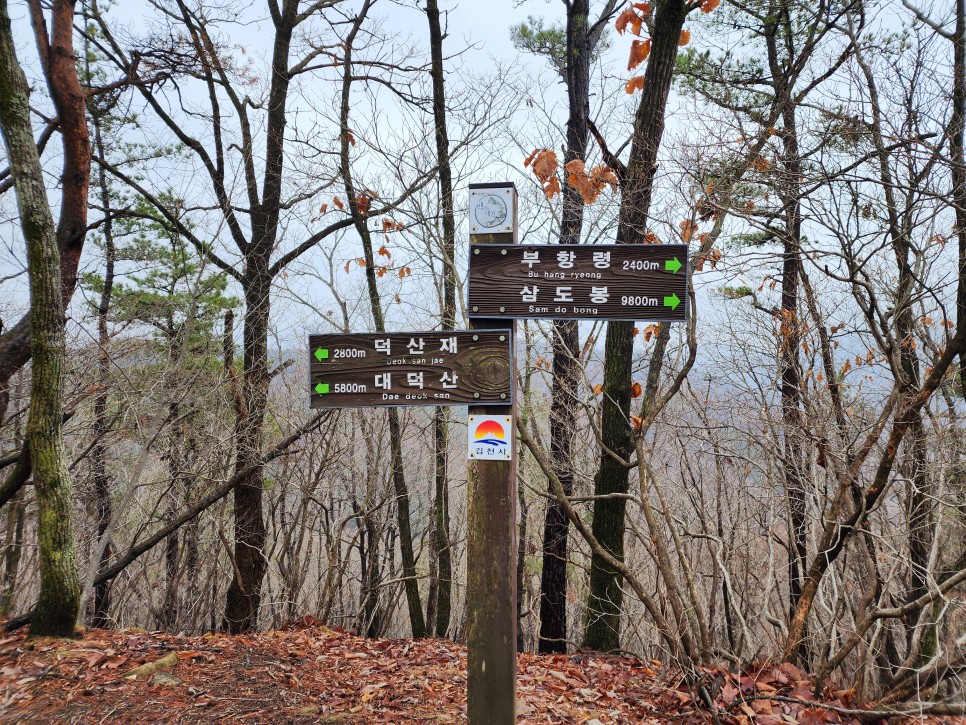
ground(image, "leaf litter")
xmin=0 ymin=621 xmax=958 ymax=723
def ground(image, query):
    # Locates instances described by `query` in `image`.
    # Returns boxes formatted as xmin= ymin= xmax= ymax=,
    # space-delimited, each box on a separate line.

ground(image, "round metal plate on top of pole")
xmin=466 ymin=182 xmax=518 ymax=724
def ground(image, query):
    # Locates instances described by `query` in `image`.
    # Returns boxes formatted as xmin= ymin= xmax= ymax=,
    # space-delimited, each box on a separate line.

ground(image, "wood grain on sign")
xmin=309 ymin=331 xmax=511 ymax=408
xmin=468 ymin=243 xmax=688 ymax=322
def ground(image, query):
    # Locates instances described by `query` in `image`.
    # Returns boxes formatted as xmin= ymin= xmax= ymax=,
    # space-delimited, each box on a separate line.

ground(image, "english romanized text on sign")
xmin=309 ymin=331 xmax=512 ymax=408
xmin=468 ymin=244 xmax=688 ymax=322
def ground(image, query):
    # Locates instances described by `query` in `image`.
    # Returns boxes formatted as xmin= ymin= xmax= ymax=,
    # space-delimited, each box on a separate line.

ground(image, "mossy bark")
xmin=0 ymin=0 xmax=81 ymax=639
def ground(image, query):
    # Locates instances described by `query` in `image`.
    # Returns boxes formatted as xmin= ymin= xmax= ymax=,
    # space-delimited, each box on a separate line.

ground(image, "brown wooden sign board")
xmin=309 ymin=331 xmax=512 ymax=408
xmin=468 ymin=243 xmax=688 ymax=322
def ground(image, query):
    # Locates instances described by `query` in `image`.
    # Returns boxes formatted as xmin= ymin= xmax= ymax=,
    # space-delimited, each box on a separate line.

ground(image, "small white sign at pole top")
xmin=467 ymin=415 xmax=512 ymax=460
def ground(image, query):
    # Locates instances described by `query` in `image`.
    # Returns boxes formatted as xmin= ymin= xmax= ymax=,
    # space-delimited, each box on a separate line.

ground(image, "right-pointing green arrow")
xmin=663 ymin=293 xmax=681 ymax=310
xmin=665 ymin=257 xmax=682 ymax=274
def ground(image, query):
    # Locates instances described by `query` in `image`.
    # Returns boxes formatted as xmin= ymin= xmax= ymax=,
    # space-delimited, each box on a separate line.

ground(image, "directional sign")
xmin=468 ymin=243 xmax=688 ymax=322
xmin=309 ymin=331 xmax=512 ymax=408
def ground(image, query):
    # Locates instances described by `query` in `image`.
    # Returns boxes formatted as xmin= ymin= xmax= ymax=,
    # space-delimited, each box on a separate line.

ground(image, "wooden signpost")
xmin=308 ymin=331 xmax=511 ymax=408
xmin=469 ymin=243 xmax=688 ymax=321
xmin=310 ymin=180 xmax=689 ymax=725
xmin=466 ymin=182 xmax=518 ymax=724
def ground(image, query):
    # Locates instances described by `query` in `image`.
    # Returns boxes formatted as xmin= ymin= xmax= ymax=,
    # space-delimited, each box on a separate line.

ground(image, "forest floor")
xmin=0 ymin=620 xmax=958 ymax=724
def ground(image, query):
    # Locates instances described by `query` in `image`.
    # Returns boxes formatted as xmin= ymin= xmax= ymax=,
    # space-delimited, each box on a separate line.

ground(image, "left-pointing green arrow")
xmin=314 ymin=348 xmax=329 ymax=361
xmin=663 ymin=293 xmax=681 ymax=310
xmin=315 ymin=383 xmax=330 ymax=394
xmin=665 ymin=257 xmax=682 ymax=274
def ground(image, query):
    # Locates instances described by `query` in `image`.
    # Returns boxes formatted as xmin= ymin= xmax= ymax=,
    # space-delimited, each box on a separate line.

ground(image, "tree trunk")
xmin=775 ymin=100 xmax=808 ymax=662
xmin=0 ymin=0 xmax=91 ymax=390
xmin=221 ymin=4 xmax=296 ymax=633
xmin=222 ymin=279 xmax=271 ymax=632
xmin=952 ymin=0 xmax=966 ymax=399
xmin=539 ymin=0 xmax=591 ymax=656
xmin=339 ymin=0 xmax=426 ymax=638
xmin=583 ymin=0 xmax=689 ymax=653
xmin=90 ymin=98 xmax=115 ymax=629
xmin=0 ymin=0 xmax=82 ymax=638
xmin=426 ymin=0 xmax=455 ymax=639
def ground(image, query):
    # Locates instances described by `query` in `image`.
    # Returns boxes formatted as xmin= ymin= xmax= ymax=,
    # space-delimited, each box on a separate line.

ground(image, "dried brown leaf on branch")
xmin=564 ymin=160 xmax=619 ymax=204
xmin=525 ymin=149 xmax=562 ymax=199
xmin=628 ymin=38 xmax=652 ymax=70
xmin=679 ymin=220 xmax=696 ymax=242
xmin=616 ymin=7 xmax=643 ymax=36
xmin=625 ymin=76 xmax=646 ymax=94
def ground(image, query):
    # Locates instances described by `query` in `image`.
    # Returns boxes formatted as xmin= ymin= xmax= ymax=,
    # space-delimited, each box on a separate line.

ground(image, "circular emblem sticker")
xmin=473 ymin=194 xmax=508 ymax=229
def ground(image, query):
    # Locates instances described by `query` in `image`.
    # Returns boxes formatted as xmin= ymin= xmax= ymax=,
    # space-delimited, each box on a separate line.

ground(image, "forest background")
xmin=0 ymin=0 xmax=963 ymax=717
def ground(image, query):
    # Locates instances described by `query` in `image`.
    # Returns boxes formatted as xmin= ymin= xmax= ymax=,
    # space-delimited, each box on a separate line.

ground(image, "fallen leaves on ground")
xmin=0 ymin=623 xmax=958 ymax=724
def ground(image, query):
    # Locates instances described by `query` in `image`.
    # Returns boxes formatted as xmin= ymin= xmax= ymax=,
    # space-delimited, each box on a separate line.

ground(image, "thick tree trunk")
xmin=0 ymin=0 xmax=82 ymax=638
xmin=583 ymin=0 xmax=689 ymax=653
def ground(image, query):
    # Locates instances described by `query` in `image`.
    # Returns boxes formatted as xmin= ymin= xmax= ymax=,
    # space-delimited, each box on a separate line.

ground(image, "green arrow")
xmin=314 ymin=347 xmax=329 ymax=362
xmin=663 ymin=293 xmax=681 ymax=310
xmin=665 ymin=257 xmax=682 ymax=274
xmin=314 ymin=382 xmax=330 ymax=395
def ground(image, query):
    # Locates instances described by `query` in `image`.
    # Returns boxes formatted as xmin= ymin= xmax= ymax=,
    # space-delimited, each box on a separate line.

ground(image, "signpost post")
xmin=466 ymin=182 xmax=518 ymax=723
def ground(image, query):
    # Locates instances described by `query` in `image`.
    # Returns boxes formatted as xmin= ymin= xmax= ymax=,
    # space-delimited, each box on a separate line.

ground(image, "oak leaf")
xmin=630 ymin=381 xmax=642 ymax=398
xmin=625 ymin=76 xmax=646 ymax=94
xmin=528 ymin=149 xmax=561 ymax=199
xmin=628 ymin=39 xmax=652 ymax=70
xmin=333 ymin=197 xmax=344 ymax=210
xmin=616 ymin=8 xmax=643 ymax=36
xmin=679 ymin=220 xmax=696 ymax=242
xmin=679 ymin=30 xmax=691 ymax=46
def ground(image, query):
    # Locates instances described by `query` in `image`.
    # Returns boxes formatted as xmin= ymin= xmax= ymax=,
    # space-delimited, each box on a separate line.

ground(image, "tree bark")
xmin=0 ymin=0 xmax=91 ymax=390
xmin=89 ymin=89 xmax=115 ymax=628
xmin=425 ymin=0 xmax=455 ymax=639
xmin=583 ymin=0 xmax=689 ymax=653
xmin=0 ymin=0 xmax=82 ymax=638
xmin=539 ymin=0 xmax=592 ymax=656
